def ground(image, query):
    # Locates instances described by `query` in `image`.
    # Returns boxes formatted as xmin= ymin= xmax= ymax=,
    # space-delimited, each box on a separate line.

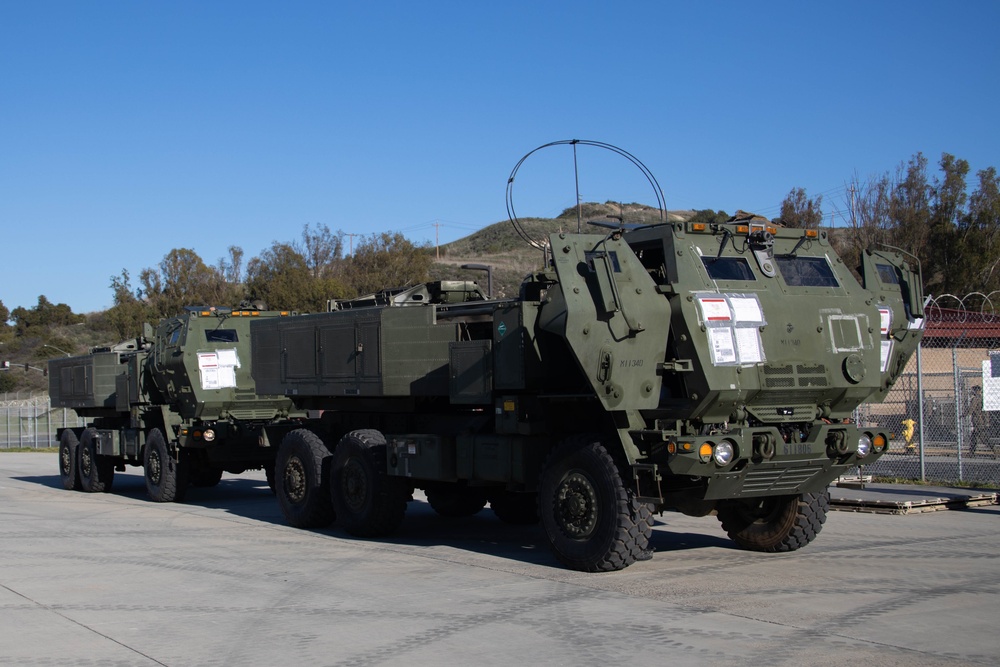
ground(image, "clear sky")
xmin=2 ymin=1 xmax=998 ymax=315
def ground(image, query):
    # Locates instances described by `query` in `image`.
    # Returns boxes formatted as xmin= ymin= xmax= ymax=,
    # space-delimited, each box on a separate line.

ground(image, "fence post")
xmin=917 ymin=344 xmax=926 ymax=481
xmin=953 ymin=345 xmax=964 ymax=482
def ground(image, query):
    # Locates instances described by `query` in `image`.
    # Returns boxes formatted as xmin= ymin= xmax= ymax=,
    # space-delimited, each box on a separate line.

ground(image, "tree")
xmin=106 ymin=270 xmax=152 ymax=341
xmin=688 ymin=209 xmax=730 ymax=225
xmin=957 ymin=166 xmax=1000 ymax=296
xmin=245 ymin=242 xmax=347 ymax=312
xmin=888 ymin=153 xmax=931 ymax=265
xmin=836 ymin=171 xmax=893 ymax=274
xmin=926 ymin=154 xmax=970 ymax=294
xmin=214 ymin=245 xmax=247 ymax=307
xmin=0 ymin=300 xmax=9 ymax=329
xmin=775 ymin=188 xmax=823 ymax=228
xmin=10 ymin=295 xmax=85 ymax=335
xmin=139 ymin=248 xmax=231 ymax=318
xmin=294 ymin=223 xmax=345 ymax=280
xmin=345 ymin=232 xmax=433 ymax=296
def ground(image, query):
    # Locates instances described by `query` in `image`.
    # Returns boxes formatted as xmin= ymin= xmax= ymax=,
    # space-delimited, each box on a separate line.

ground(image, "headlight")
xmin=203 ymin=428 xmax=216 ymax=442
xmin=857 ymin=434 xmax=872 ymax=458
xmin=713 ymin=441 xmax=735 ymax=466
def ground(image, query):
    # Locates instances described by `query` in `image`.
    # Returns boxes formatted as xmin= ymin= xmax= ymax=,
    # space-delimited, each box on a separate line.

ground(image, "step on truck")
xmin=252 ymin=214 xmax=925 ymax=571
xmin=49 ymin=306 xmax=305 ymax=501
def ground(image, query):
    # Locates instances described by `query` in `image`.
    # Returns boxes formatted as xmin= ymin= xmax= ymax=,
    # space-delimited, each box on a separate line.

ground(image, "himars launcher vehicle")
xmin=49 ymin=307 xmax=303 ymax=502
xmin=253 ymin=214 xmax=925 ymax=571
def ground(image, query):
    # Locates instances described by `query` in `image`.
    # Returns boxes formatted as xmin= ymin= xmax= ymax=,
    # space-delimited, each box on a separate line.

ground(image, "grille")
xmin=741 ymin=466 xmax=820 ymax=494
xmin=761 ymin=363 xmax=828 ymax=390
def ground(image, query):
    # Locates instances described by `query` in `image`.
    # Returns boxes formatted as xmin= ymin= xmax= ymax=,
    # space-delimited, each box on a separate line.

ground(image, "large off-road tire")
xmin=144 ymin=428 xmax=188 ymax=503
xmin=78 ymin=428 xmax=115 ymax=493
xmin=538 ymin=435 xmax=653 ymax=572
xmin=330 ymin=429 xmax=407 ymax=537
xmin=489 ymin=491 xmax=539 ymax=525
xmin=58 ymin=429 xmax=82 ymax=491
xmin=426 ymin=487 xmax=488 ymax=518
xmin=275 ymin=429 xmax=335 ymax=528
xmin=716 ymin=489 xmax=830 ymax=552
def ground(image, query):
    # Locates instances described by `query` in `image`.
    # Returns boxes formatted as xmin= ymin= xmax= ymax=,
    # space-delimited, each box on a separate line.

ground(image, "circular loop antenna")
xmin=506 ymin=139 xmax=667 ymax=250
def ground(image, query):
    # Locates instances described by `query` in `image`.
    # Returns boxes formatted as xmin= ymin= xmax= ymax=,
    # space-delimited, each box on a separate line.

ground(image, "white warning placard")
xmin=730 ymin=296 xmax=764 ymax=324
xmin=698 ymin=297 xmax=731 ymax=323
xmin=880 ymin=340 xmax=893 ymax=373
xmin=198 ymin=349 xmax=240 ymax=390
xmin=709 ymin=327 xmax=737 ymax=364
xmin=735 ymin=327 xmax=764 ymax=363
xmin=879 ymin=308 xmax=892 ymax=336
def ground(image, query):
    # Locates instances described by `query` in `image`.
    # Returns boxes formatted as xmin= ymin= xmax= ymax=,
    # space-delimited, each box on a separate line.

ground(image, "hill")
xmin=429 ymin=202 xmax=691 ymax=298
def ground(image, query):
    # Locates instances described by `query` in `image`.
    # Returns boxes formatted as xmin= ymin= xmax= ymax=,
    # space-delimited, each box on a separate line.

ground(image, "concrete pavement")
xmin=2 ymin=452 xmax=998 ymax=666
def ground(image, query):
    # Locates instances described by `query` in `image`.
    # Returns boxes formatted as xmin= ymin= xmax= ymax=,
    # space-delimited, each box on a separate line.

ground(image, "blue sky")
xmin=2 ymin=1 xmax=998 ymax=315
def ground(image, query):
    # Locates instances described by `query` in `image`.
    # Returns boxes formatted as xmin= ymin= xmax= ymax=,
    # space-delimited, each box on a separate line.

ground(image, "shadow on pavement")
xmin=15 ymin=470 xmax=734 ymax=569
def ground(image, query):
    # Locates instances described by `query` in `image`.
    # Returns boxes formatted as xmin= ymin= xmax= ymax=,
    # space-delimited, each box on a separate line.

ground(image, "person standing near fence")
xmin=968 ymin=386 xmax=990 ymax=456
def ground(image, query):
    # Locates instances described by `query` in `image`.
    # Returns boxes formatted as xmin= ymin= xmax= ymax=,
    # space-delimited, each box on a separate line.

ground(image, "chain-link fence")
xmin=857 ymin=297 xmax=1000 ymax=486
xmin=0 ymin=393 xmax=84 ymax=449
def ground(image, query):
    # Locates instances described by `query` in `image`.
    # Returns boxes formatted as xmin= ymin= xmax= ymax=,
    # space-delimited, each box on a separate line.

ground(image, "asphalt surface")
xmin=2 ymin=452 xmax=999 ymax=666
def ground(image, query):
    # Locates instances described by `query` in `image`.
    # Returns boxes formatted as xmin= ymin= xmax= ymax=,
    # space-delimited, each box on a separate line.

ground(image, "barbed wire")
xmin=926 ymin=292 xmax=1000 ymax=322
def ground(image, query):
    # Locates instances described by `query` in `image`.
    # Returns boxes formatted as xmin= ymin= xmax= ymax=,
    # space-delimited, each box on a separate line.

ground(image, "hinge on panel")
xmin=658 ymin=359 xmax=693 ymax=373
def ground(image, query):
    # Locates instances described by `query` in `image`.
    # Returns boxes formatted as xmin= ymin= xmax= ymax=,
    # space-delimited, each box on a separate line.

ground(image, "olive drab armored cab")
xmin=49 ymin=307 xmax=303 ymax=502
xmin=254 ymin=218 xmax=924 ymax=572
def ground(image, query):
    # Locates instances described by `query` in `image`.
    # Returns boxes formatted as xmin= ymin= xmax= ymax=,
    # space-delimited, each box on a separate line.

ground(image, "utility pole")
xmin=849 ymin=184 xmax=856 ymax=228
xmin=433 ymin=221 xmax=441 ymax=260
xmin=347 ymin=233 xmax=358 ymax=256
xmin=573 ymin=140 xmax=582 ymax=233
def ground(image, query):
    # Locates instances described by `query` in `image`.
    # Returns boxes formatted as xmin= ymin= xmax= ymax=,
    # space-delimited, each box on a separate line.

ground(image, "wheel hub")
xmin=60 ymin=445 xmax=72 ymax=476
xmin=283 ymin=456 xmax=307 ymax=504
xmin=80 ymin=445 xmax=93 ymax=477
xmin=342 ymin=458 xmax=368 ymax=513
xmin=148 ymin=450 xmax=162 ymax=485
xmin=554 ymin=471 xmax=598 ymax=539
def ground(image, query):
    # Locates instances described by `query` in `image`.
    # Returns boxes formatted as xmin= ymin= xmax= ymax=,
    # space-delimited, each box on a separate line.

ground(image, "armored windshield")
xmin=876 ymin=263 xmax=900 ymax=284
xmin=701 ymin=256 xmax=756 ymax=281
xmin=775 ymin=256 xmax=839 ymax=287
xmin=206 ymin=329 xmax=239 ymax=343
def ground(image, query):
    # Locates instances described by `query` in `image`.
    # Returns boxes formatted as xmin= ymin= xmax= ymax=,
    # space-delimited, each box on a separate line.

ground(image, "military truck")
xmin=252 ymin=217 xmax=924 ymax=572
xmin=50 ymin=306 xmax=304 ymax=502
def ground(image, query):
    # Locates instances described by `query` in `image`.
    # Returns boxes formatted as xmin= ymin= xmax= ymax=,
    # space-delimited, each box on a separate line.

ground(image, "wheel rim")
xmin=80 ymin=444 xmax=93 ymax=478
xmin=60 ymin=443 xmax=72 ymax=476
xmin=148 ymin=448 xmax=162 ymax=485
xmin=283 ymin=456 xmax=307 ymax=504
xmin=341 ymin=457 xmax=368 ymax=513
xmin=554 ymin=471 xmax=598 ymax=539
